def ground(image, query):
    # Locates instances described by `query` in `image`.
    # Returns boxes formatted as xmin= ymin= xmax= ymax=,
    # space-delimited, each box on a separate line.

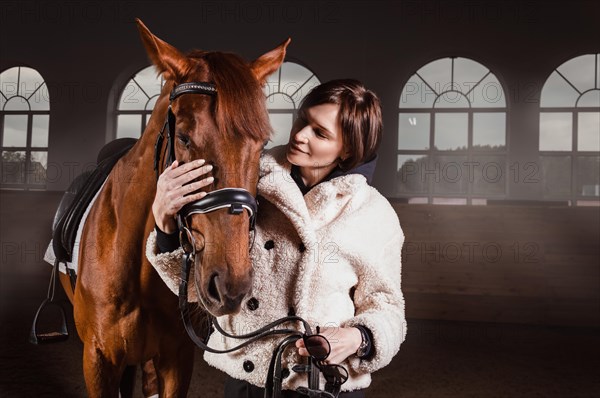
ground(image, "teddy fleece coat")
xmin=146 ymin=146 xmax=407 ymax=392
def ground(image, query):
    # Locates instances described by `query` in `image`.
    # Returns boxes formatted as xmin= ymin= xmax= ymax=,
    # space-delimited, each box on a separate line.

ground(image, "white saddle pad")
xmin=44 ymin=180 xmax=107 ymax=275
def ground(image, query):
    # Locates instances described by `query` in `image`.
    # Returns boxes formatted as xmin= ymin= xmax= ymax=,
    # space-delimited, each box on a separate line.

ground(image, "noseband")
xmin=158 ymin=82 xmax=338 ymax=397
xmin=153 ymin=81 xmax=258 ymax=253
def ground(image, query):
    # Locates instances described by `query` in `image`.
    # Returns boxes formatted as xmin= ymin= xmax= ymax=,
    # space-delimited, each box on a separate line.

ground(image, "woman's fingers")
xmin=295 ymin=339 xmax=309 ymax=357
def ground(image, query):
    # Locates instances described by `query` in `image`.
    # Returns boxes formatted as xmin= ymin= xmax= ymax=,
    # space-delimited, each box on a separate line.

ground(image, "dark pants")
xmin=224 ymin=376 xmax=366 ymax=398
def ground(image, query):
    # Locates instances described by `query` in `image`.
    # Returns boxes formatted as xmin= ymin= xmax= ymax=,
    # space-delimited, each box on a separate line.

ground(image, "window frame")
xmin=0 ymin=66 xmax=50 ymax=190
xmin=396 ymin=57 xmax=509 ymax=205
xmin=539 ymin=53 xmax=600 ymax=205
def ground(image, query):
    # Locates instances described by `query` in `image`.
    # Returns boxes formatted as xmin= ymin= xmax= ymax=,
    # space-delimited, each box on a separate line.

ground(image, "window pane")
xmin=398 ymin=113 xmax=429 ymax=150
xmin=540 ymin=71 xmax=580 ymax=107
xmin=133 ymin=66 xmax=163 ymax=99
xmin=266 ymin=93 xmax=295 ymax=110
xmin=265 ymin=68 xmax=280 ymax=94
xmin=434 ymin=113 xmax=467 ymax=150
xmin=400 ymin=74 xmax=435 ymax=108
xmin=145 ymin=95 xmax=159 ymax=111
xmin=266 ymin=113 xmax=293 ymax=149
xmin=578 ymin=112 xmax=600 ymax=151
xmin=1 ymin=150 xmax=26 ymax=183
xmin=279 ymin=63 xmax=315 ymax=106
xmin=396 ymin=155 xmax=428 ymax=194
xmin=118 ymin=81 xmax=148 ymax=110
xmin=434 ymin=92 xmax=470 ymax=108
xmin=29 ymin=151 xmax=47 ymax=184
xmin=470 ymin=73 xmax=506 ymax=108
xmin=540 ymin=156 xmax=571 ymax=197
xmin=577 ymin=156 xmax=600 ymax=197
xmin=577 ymin=90 xmax=600 ymax=107
xmin=418 ymin=58 xmax=452 ymax=93
xmin=3 ymin=114 xmax=28 ymax=147
xmin=280 ymin=62 xmax=313 ymax=90
xmin=471 ymin=155 xmax=506 ymax=196
xmin=540 ymin=112 xmax=572 ymax=151
xmin=297 ymin=75 xmax=320 ymax=102
xmin=116 ymin=114 xmax=142 ymax=139
xmin=0 ymin=67 xmax=19 ymax=98
xmin=557 ymin=54 xmax=595 ymax=94
xmin=4 ymin=97 xmax=29 ymax=111
xmin=31 ymin=115 xmax=49 ymax=147
xmin=473 ymin=112 xmax=506 ymax=150
xmin=19 ymin=67 xmax=44 ymax=96
xmin=28 ymin=83 xmax=50 ymax=111
xmin=432 ymin=197 xmax=467 ymax=205
xmin=453 ymin=58 xmax=489 ymax=93
xmin=431 ymin=155 xmax=468 ymax=194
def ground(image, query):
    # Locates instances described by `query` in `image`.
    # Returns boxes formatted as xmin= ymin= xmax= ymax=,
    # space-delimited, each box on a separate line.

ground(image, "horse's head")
xmin=136 ymin=19 xmax=289 ymax=316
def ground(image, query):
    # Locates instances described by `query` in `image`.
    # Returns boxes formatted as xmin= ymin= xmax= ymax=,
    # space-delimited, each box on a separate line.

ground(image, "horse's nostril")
xmin=208 ymin=273 xmax=221 ymax=303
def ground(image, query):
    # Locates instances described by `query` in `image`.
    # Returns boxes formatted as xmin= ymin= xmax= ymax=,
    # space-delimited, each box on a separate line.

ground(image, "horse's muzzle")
xmin=204 ymin=269 xmax=252 ymax=316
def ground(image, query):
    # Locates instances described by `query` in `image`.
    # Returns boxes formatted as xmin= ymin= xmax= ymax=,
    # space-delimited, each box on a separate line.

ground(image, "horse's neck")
xmin=106 ymin=133 xmax=157 ymax=219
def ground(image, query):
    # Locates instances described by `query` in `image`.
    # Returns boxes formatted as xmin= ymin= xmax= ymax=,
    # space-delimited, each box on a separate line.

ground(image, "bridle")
xmin=154 ymin=81 xmax=344 ymax=397
xmin=153 ymin=81 xmax=258 ymax=243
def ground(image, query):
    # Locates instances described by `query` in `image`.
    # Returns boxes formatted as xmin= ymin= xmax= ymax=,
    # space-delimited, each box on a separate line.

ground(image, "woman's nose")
xmin=294 ymin=127 xmax=309 ymax=143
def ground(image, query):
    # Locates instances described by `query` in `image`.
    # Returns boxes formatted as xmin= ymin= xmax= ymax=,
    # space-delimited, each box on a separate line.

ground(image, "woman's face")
xmin=286 ymin=103 xmax=346 ymax=174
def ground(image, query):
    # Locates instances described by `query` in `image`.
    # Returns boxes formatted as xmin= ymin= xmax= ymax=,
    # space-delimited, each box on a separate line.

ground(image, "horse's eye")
xmin=178 ymin=134 xmax=191 ymax=148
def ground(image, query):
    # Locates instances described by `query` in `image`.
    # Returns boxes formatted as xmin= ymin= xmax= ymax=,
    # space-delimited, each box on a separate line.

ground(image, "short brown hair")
xmin=299 ymin=79 xmax=383 ymax=171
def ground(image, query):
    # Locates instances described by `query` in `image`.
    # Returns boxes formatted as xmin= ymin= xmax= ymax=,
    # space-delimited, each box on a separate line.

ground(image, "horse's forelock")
xmin=193 ymin=51 xmax=272 ymax=142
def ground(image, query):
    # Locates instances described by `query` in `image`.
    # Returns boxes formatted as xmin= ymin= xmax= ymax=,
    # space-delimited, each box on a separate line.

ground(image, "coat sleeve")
xmin=341 ymin=224 xmax=406 ymax=374
xmin=145 ymin=229 xmax=199 ymax=302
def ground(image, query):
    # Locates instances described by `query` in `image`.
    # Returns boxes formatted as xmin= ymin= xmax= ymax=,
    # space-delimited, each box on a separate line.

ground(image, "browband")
xmin=169 ymin=82 xmax=217 ymax=101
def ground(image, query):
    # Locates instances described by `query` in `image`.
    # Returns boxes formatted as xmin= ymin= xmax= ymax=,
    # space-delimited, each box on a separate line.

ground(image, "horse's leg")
xmin=81 ymin=341 xmax=124 ymax=398
xmin=153 ymin=338 xmax=195 ymax=397
xmin=142 ymin=359 xmax=159 ymax=397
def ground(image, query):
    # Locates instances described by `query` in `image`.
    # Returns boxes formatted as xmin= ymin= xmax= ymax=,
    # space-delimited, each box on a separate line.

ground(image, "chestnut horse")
xmin=59 ymin=19 xmax=289 ymax=397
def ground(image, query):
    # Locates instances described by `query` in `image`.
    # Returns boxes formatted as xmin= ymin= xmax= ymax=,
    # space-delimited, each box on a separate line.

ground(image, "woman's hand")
xmin=152 ymin=159 xmax=214 ymax=234
xmin=295 ymin=326 xmax=362 ymax=364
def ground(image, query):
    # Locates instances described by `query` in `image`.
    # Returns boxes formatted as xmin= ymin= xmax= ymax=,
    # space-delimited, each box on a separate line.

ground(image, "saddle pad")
xmin=44 ymin=179 xmax=107 ymax=275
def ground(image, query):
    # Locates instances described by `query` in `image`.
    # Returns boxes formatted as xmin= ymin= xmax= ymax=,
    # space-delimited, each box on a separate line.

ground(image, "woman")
xmin=147 ymin=79 xmax=406 ymax=397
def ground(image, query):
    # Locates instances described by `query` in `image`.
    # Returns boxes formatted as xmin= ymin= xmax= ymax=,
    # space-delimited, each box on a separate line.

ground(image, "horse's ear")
xmin=250 ymin=38 xmax=291 ymax=85
xmin=135 ymin=18 xmax=189 ymax=81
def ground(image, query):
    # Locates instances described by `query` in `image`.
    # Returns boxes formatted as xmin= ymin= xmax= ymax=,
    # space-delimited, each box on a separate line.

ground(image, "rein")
xmin=156 ymin=81 xmax=334 ymax=397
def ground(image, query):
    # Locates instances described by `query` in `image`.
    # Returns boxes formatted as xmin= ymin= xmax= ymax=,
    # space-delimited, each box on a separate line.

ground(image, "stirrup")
xmin=29 ymin=259 xmax=69 ymax=344
xmin=29 ymin=298 xmax=69 ymax=344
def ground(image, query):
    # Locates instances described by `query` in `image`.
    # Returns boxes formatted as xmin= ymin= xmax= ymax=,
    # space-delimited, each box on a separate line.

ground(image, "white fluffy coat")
xmin=146 ymin=146 xmax=406 ymax=392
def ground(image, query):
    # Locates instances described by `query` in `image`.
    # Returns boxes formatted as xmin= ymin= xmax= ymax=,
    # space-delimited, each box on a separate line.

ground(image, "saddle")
xmin=52 ymin=138 xmax=137 ymax=265
xmin=31 ymin=138 xmax=137 ymax=345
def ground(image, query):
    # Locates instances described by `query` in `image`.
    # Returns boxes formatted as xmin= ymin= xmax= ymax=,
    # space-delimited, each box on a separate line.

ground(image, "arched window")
xmin=1 ymin=66 xmax=50 ymax=189
xmin=263 ymin=61 xmax=320 ymax=148
xmin=397 ymin=57 xmax=507 ymax=205
xmin=539 ymin=53 xmax=600 ymax=205
xmin=116 ymin=66 xmax=164 ymax=139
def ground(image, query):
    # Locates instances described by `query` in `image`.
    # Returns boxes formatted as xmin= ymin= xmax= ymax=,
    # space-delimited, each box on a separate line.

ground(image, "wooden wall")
xmin=1 ymin=191 xmax=598 ymax=328
xmin=395 ymin=203 xmax=600 ymax=327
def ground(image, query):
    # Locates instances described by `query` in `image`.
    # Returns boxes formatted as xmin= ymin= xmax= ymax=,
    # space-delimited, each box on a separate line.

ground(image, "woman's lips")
xmin=290 ymin=143 xmax=308 ymax=154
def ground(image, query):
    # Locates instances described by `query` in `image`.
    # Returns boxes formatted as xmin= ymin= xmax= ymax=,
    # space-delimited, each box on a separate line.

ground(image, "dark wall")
xmin=1 ymin=1 xmax=599 ymax=328
xmin=1 ymin=0 xmax=599 ymax=193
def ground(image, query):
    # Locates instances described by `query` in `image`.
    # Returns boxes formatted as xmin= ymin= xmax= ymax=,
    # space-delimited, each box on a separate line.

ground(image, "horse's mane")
xmin=188 ymin=50 xmax=272 ymax=143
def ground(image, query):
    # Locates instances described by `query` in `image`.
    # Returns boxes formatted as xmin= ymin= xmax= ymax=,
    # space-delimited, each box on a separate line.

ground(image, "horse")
xmin=56 ymin=19 xmax=289 ymax=397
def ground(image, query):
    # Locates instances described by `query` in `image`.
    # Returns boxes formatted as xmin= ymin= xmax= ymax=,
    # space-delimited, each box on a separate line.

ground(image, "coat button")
xmin=243 ymin=360 xmax=254 ymax=373
xmin=247 ymin=297 xmax=259 ymax=311
xmin=264 ymin=240 xmax=275 ymax=250
xmin=281 ymin=368 xmax=290 ymax=379
xmin=298 ymin=243 xmax=306 ymax=253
